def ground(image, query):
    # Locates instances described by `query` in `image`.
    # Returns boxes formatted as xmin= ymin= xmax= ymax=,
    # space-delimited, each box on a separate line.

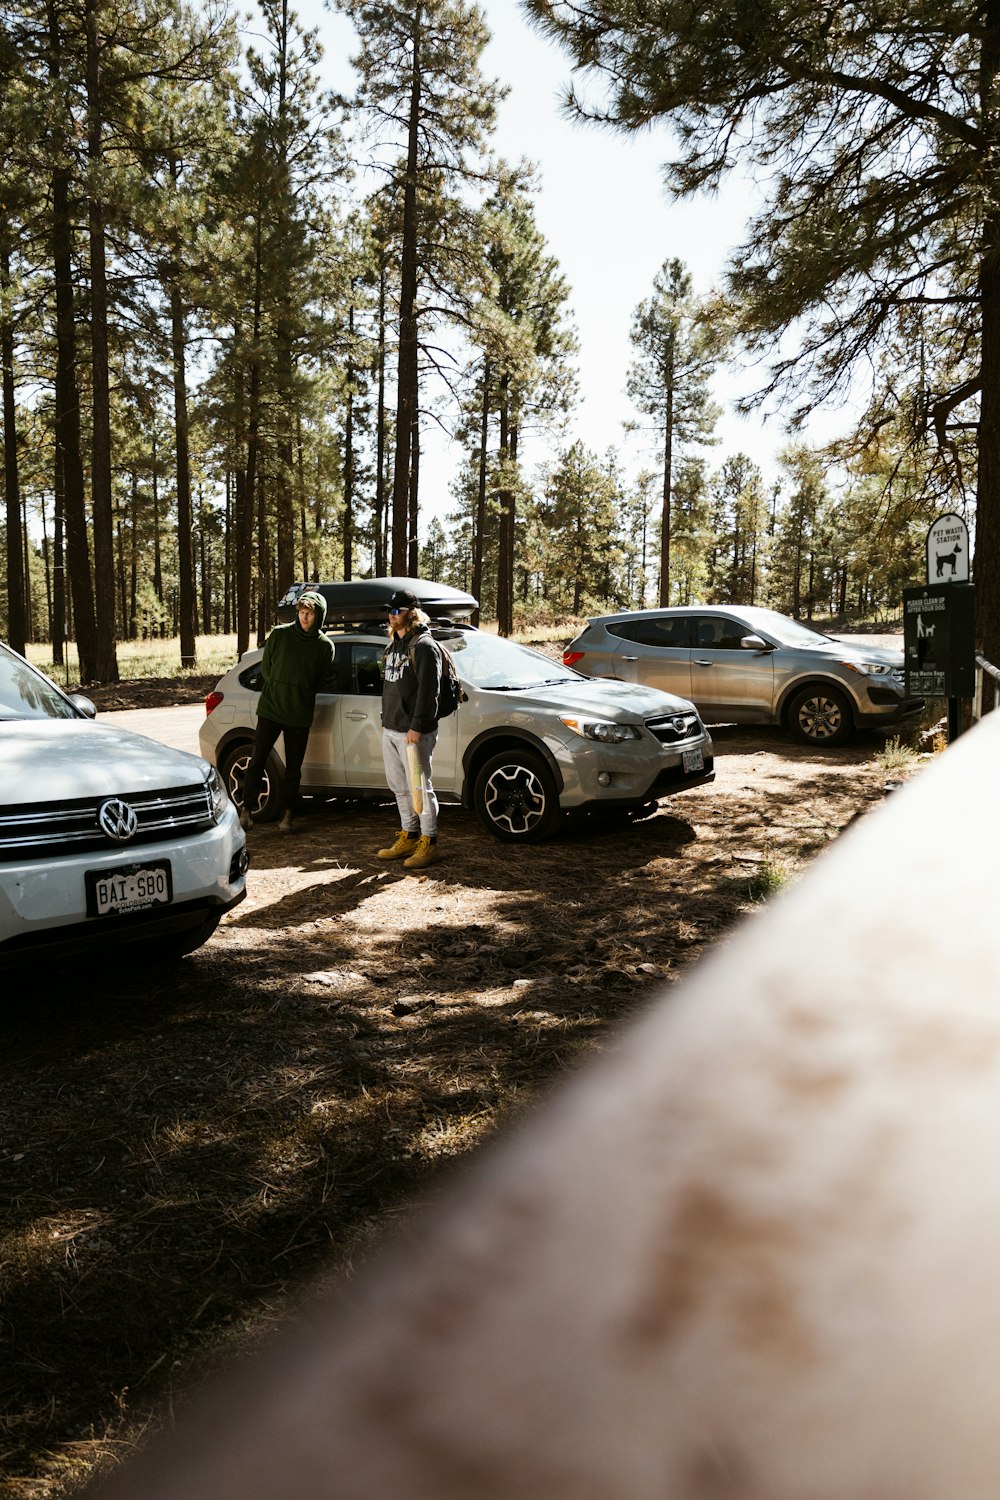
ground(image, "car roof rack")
xmin=278 ymin=577 xmax=478 ymax=625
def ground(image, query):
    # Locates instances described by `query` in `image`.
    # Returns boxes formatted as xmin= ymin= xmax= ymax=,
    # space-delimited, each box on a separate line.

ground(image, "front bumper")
xmin=0 ymin=808 xmax=248 ymax=967
xmin=855 ymin=694 xmax=926 ymax=729
xmin=551 ymin=728 xmax=715 ymax=809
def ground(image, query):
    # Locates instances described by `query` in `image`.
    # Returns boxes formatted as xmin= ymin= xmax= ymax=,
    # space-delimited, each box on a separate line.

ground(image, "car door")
xmin=300 ymin=647 xmax=351 ymax=788
xmin=687 ymin=614 xmax=775 ymax=720
xmin=339 ymin=639 xmax=460 ymax=793
xmin=610 ymin=617 xmax=693 ymax=699
xmin=337 ymin=642 xmax=389 ymax=787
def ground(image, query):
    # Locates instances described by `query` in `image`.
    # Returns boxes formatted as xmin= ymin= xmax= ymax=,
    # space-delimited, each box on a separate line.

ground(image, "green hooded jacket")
xmin=257 ymin=590 xmax=335 ymax=730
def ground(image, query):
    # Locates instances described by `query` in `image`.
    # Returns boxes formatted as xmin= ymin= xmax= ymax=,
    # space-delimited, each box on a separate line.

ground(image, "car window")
xmin=0 ymin=647 xmax=77 ymax=719
xmin=691 ymin=616 xmax=751 ymax=650
xmin=608 ymin=618 xmax=689 ymax=648
xmin=239 ymin=662 xmax=264 ymax=692
xmin=347 ymin=643 xmax=384 ymax=696
xmin=441 ymin=630 xmax=579 ymax=690
xmin=734 ymin=608 xmax=834 ymax=647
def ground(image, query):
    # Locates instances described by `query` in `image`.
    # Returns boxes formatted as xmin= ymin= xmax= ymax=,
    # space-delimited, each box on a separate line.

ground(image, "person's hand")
xmin=406 ymin=729 xmax=422 ymax=744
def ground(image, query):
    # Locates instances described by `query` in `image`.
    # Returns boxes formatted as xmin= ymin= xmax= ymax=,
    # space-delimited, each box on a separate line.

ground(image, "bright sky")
xmin=298 ymin=0 xmax=812 ymax=519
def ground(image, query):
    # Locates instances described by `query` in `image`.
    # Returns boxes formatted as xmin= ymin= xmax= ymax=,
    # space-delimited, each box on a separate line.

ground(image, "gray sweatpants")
xmin=382 ymin=728 xmax=439 ymax=837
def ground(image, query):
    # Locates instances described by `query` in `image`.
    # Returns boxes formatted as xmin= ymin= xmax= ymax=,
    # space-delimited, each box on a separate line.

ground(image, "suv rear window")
xmin=607 ymin=618 xmax=689 ymax=648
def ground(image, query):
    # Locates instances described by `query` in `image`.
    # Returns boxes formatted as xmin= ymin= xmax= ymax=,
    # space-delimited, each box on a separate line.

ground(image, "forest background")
xmin=0 ymin=0 xmax=989 ymax=684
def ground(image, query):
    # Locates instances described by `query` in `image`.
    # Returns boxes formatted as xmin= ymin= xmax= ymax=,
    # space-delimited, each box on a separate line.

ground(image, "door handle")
xmin=694 ymin=658 xmax=714 ymax=667
xmin=346 ymin=710 xmax=368 ymax=720
xmin=621 ymin=655 xmax=638 ymax=662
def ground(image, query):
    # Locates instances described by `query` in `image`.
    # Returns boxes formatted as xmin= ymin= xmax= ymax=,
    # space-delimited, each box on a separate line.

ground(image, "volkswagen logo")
xmin=98 ymin=798 xmax=139 ymax=842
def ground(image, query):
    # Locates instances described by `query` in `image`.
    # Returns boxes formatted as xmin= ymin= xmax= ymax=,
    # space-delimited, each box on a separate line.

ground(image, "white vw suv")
xmin=0 ymin=642 xmax=248 ymax=968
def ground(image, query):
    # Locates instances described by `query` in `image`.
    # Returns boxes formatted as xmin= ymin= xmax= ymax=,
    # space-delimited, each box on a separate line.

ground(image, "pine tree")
xmin=626 ymin=258 xmax=718 ymax=606
xmin=526 ymin=0 xmax=1000 ymax=663
xmin=340 ymin=0 xmax=503 ymax=571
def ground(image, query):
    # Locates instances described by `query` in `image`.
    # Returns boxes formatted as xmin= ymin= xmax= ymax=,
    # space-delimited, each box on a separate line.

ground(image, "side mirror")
xmin=69 ymin=692 xmax=97 ymax=718
xmin=740 ymin=634 xmax=772 ymax=652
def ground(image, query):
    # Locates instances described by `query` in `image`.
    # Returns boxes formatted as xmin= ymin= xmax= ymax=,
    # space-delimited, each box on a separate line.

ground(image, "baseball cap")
xmin=386 ymin=589 xmax=420 ymax=612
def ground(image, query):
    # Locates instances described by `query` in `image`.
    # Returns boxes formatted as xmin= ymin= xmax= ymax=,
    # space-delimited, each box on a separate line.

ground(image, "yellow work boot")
xmin=403 ymin=835 xmax=439 ymax=870
xmin=377 ymin=829 xmax=420 ymax=860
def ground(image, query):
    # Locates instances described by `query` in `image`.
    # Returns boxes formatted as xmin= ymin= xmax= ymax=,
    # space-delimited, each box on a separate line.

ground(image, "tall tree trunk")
xmin=129 ymin=471 xmax=139 ymax=639
xmin=658 ymin=382 xmax=673 ymax=607
xmin=235 ymin=366 xmax=256 ymax=656
xmin=408 ymin=422 xmax=420 ymax=575
xmin=792 ymin=511 xmax=803 ymax=617
xmin=41 ymin=498 xmax=52 ymax=644
xmin=295 ymin=412 xmax=308 ymax=579
xmin=224 ymin=469 xmax=233 ymax=631
xmin=391 ymin=8 xmax=422 ymax=573
xmin=169 ymin=269 xmax=197 ymax=665
xmin=256 ymin=449 xmax=268 ymax=645
xmin=272 ymin=0 xmax=296 ymax=598
xmin=375 ymin=250 xmax=387 ymax=575
xmin=243 ymin=220 xmax=265 ymax=652
xmin=152 ymin=432 xmax=164 ymax=631
xmin=51 ymin=163 xmax=98 ymax=681
xmin=200 ymin=491 xmax=211 ymax=633
xmin=344 ymin=304 xmax=355 ymax=580
xmin=472 ymin=358 xmax=489 ymax=625
xmin=495 ymin=373 xmax=513 ymax=636
xmin=48 ymin=0 xmax=97 ymax=680
xmin=1 ymin=241 xmax=26 ymax=655
xmin=52 ymin=438 xmax=65 ymax=664
xmin=85 ymin=0 xmax=119 ymax=681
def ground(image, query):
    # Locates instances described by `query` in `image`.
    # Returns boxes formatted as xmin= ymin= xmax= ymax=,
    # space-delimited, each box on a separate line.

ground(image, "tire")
xmin=787 ymin=684 xmax=853 ymax=747
xmin=473 ymin=750 xmax=561 ymax=842
xmin=220 ymin=742 xmax=284 ymax=823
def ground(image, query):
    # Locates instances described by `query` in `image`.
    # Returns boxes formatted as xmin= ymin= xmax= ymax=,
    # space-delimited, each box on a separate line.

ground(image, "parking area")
xmin=0 ymin=718 xmax=895 ymax=1497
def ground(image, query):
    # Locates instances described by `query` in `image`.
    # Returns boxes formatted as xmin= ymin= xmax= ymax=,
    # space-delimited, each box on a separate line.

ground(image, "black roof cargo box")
xmin=277 ymin=577 xmax=478 ymax=626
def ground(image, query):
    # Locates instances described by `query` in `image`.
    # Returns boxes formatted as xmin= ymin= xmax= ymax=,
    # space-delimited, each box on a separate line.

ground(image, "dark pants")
xmin=243 ymin=715 xmax=310 ymax=816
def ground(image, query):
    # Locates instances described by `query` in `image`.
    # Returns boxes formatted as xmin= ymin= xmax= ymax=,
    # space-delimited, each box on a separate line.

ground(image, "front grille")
xmin=0 ymin=783 xmax=214 ymax=863
xmin=644 ymin=711 xmax=703 ymax=744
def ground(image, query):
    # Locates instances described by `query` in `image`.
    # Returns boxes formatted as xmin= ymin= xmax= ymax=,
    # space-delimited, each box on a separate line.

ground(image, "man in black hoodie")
xmin=241 ymin=589 xmax=334 ymax=835
xmin=378 ymin=588 xmax=443 ymax=869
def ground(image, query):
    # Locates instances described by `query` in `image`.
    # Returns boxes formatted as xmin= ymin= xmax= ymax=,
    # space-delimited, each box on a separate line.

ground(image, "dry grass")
xmin=27 ymin=635 xmax=242 ymax=687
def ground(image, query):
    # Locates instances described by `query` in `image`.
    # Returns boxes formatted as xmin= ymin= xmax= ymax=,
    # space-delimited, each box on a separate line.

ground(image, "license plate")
xmin=682 ymin=747 xmax=704 ymax=773
xmin=86 ymin=861 xmax=173 ymax=918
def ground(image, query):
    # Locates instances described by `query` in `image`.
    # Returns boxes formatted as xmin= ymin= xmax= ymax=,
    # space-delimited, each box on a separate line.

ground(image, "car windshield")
xmin=440 ymin=631 xmax=580 ymax=690
xmin=0 ymin=646 xmax=78 ymax=720
xmin=735 ymin=609 xmax=836 ymax=649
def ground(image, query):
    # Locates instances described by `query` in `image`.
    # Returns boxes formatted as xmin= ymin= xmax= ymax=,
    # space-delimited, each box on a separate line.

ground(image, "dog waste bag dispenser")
xmin=903 ymin=584 xmax=975 ymax=699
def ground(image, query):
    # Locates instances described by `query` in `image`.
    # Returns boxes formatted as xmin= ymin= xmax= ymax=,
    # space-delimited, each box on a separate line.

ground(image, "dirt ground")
xmin=0 ymin=661 xmax=925 ymax=1498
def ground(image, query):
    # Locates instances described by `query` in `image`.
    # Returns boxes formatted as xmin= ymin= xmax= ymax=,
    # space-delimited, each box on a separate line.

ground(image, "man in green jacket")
xmin=240 ymin=590 xmax=335 ymax=834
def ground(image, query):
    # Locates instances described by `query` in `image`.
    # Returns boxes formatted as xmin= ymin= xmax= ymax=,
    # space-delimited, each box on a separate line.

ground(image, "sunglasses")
xmin=388 ymin=607 xmax=407 ymax=615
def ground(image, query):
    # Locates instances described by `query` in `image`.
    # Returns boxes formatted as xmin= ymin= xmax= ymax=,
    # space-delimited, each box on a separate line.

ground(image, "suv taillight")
xmin=205 ymin=691 xmax=224 ymax=715
xmin=563 ymin=650 xmax=585 ymax=667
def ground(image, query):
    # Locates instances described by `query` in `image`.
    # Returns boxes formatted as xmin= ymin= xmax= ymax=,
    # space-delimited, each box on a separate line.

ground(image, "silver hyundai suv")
xmin=564 ymin=605 xmax=923 ymax=746
xmin=199 ymin=621 xmax=715 ymax=842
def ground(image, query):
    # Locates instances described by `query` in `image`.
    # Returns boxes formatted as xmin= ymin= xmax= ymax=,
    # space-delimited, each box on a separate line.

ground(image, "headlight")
xmin=839 ymin=660 xmax=894 ymax=677
xmin=206 ymin=765 xmax=229 ymax=822
xmin=559 ymin=717 xmax=641 ymax=743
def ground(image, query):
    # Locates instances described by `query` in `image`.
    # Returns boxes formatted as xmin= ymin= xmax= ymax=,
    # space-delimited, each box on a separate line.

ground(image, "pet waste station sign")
xmin=925 ymin=512 xmax=970 ymax=584
xmin=903 ymin=582 xmax=975 ymax=698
